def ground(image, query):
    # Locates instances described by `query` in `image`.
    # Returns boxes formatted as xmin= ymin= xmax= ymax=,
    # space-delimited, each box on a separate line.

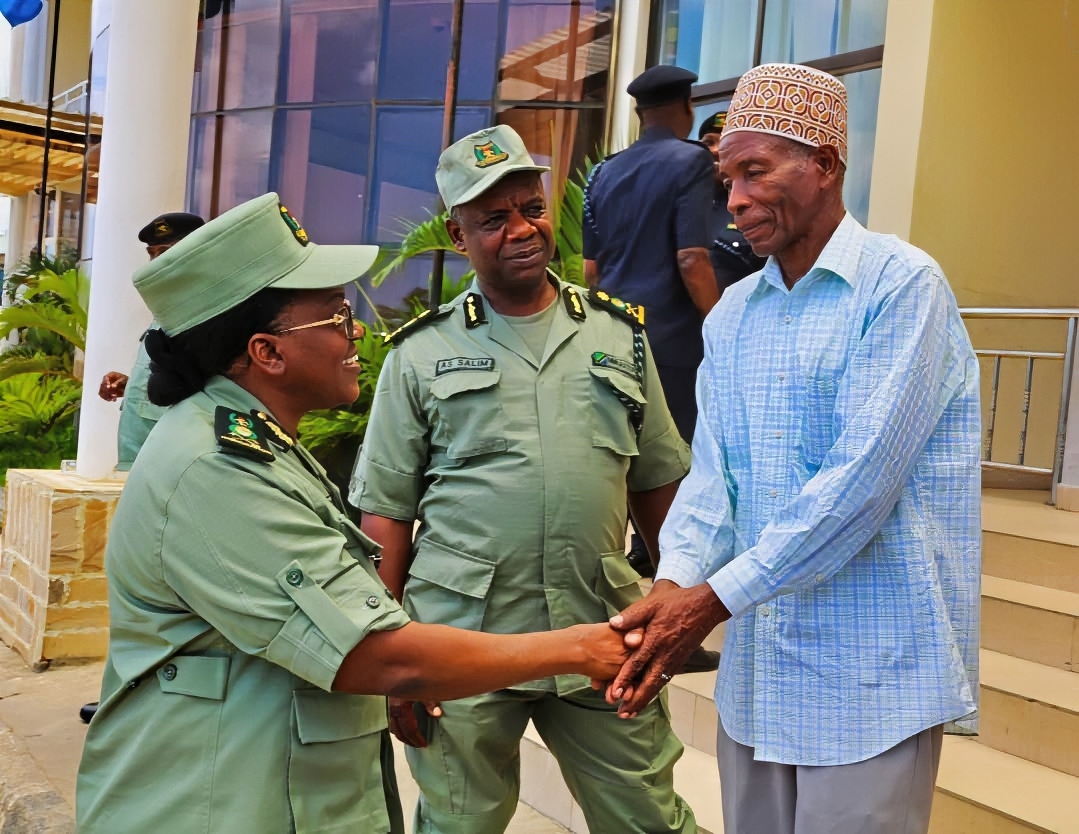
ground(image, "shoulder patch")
xmin=384 ymin=307 xmax=452 ymax=346
xmin=215 ymin=407 xmax=274 ymax=462
xmin=251 ymin=410 xmax=295 ymax=451
xmin=587 ymin=289 xmax=645 ymax=327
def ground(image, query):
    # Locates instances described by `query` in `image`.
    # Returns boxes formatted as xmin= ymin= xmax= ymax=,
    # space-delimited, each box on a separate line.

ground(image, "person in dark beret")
xmin=697 ymin=112 xmax=766 ymax=294
xmin=582 ymin=65 xmax=719 ymax=673
xmin=97 ymin=212 xmax=205 ymax=463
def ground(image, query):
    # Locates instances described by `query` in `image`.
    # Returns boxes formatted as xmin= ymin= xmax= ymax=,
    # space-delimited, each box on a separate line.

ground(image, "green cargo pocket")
xmin=156 ymin=655 xmax=230 ymax=700
xmin=288 ymin=689 xmax=390 ymax=833
xmin=430 ymin=370 xmax=508 ymax=460
xmin=404 ymin=538 xmax=495 ymax=631
xmin=595 ymin=550 xmax=645 ymax=618
xmin=589 ymin=366 xmax=644 ymax=457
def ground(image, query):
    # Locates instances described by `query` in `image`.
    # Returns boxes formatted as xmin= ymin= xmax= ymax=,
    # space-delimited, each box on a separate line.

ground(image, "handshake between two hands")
xmin=588 ymin=579 xmax=731 ymax=719
xmin=388 ymin=580 xmax=731 ymax=748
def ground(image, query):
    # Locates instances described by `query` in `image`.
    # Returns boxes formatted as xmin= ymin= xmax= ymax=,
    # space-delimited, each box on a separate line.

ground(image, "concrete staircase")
xmin=518 ymin=489 xmax=1079 ymax=833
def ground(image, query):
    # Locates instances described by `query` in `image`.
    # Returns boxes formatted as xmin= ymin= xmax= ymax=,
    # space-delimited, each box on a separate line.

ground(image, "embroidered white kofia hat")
xmin=723 ymin=62 xmax=848 ymax=164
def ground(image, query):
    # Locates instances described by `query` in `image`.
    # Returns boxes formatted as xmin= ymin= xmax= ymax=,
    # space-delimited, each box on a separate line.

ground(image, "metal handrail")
xmin=959 ymin=308 xmax=1077 ymax=504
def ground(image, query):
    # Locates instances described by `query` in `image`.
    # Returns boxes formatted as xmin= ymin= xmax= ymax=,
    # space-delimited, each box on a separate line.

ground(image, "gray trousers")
xmin=716 ymin=721 xmax=943 ymax=834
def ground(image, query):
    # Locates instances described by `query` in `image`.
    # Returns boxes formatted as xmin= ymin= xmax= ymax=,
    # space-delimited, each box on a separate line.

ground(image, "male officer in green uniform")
xmin=351 ymin=125 xmax=697 ymax=834
xmin=97 ymin=211 xmax=205 ymax=471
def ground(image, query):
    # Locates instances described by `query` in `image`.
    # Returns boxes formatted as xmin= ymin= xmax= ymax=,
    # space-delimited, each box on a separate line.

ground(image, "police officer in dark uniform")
xmin=583 ymin=66 xmax=721 ymax=672
xmin=697 ymin=112 xmax=765 ymax=294
xmin=583 ymin=65 xmax=715 ymax=450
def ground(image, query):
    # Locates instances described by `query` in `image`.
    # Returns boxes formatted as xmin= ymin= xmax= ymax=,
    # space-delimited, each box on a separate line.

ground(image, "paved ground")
xmin=0 ymin=644 xmax=568 ymax=832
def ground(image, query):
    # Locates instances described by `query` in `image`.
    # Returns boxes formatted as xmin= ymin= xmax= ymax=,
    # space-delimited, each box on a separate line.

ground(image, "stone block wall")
xmin=0 ymin=470 xmax=124 ymax=667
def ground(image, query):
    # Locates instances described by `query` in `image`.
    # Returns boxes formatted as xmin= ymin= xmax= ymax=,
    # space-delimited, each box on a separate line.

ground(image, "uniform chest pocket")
xmin=430 ymin=369 xmax=508 ymax=460
xmin=589 ymin=366 xmax=644 ymax=457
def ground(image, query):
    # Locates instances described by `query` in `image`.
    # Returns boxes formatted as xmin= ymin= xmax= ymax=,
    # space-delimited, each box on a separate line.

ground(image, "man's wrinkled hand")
xmin=605 ymin=579 xmax=730 ymax=718
xmin=387 ymin=697 xmax=442 ymax=748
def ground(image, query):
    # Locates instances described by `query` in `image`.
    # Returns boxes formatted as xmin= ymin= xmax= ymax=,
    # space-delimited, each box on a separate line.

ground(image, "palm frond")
xmin=0 ymin=374 xmax=82 ymax=435
xmin=0 ymin=304 xmax=86 ymax=351
xmin=369 ymin=214 xmax=456 ymax=287
xmin=0 ymin=352 xmax=72 ymax=382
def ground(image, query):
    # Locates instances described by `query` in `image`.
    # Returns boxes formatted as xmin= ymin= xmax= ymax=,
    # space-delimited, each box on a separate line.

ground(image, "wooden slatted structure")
xmin=0 ymin=99 xmax=101 ymax=200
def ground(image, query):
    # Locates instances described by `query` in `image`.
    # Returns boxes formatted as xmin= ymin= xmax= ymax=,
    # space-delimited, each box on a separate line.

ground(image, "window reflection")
xmin=841 ymin=67 xmax=881 ymax=226
xmin=499 ymin=105 xmax=605 ymax=189
xmin=284 ymin=0 xmax=379 ymax=104
xmin=760 ymin=0 xmax=887 ymax=64
xmin=272 ymin=107 xmax=371 ymax=244
xmin=371 ymin=107 xmax=490 ymax=241
xmin=187 ymin=110 xmax=274 ymax=220
xmin=196 ymin=0 xmax=282 ymax=111
xmin=500 ymin=0 xmax=613 ymax=103
xmin=378 ymin=0 xmax=499 ymax=101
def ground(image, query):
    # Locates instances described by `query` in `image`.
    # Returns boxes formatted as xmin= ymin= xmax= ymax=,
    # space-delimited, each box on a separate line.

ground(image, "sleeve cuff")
xmin=349 ymin=455 xmax=421 ymax=519
xmin=707 ymin=555 xmax=768 ymax=620
xmin=654 ymin=552 xmax=708 ymax=588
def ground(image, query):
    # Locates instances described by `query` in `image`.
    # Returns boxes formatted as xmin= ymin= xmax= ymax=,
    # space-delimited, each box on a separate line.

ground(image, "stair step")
xmin=983 ymin=490 xmax=1079 ymax=593
xmin=980 ymin=649 xmax=1079 ymax=777
xmin=982 ymin=576 xmax=1079 ymax=672
xmin=520 ymin=722 xmax=724 ymax=834
xmin=933 ymin=736 xmax=1079 ymax=834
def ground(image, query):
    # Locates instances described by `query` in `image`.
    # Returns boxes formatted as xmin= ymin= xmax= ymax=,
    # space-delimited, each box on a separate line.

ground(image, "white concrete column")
xmin=865 ymin=0 xmax=936 ymax=239
xmin=608 ymin=0 xmax=651 ymax=152
xmin=76 ymin=0 xmax=200 ymax=478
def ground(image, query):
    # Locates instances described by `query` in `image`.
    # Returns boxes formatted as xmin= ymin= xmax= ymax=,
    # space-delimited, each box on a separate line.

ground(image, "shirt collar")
xmin=753 ymin=212 xmax=864 ymax=295
xmin=640 ymin=125 xmax=677 ymax=143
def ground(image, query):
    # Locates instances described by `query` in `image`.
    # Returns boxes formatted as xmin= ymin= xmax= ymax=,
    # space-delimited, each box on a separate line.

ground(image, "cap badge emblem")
xmin=155 ymin=222 xmax=171 ymax=236
xmin=279 ymin=204 xmax=310 ymax=245
xmin=474 ymin=141 xmax=509 ymax=168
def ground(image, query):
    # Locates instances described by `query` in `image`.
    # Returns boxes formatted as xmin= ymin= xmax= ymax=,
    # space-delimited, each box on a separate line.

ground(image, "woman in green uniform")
xmin=75 ymin=193 xmax=630 ymax=834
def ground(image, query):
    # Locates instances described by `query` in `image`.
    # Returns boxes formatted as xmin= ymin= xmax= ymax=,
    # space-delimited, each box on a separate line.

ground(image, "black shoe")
xmin=79 ymin=702 xmax=98 ymax=724
xmin=626 ymin=546 xmax=655 ymax=579
xmin=676 ymin=647 xmax=720 ymax=675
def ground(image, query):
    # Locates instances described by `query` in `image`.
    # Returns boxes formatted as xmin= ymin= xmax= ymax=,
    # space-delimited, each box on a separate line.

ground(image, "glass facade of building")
xmin=651 ymin=0 xmax=886 ymax=224
xmin=187 ymin=0 xmax=613 ymax=308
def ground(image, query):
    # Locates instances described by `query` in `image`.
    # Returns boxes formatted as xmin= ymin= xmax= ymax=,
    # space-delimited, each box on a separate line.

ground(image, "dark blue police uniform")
xmin=709 ymin=185 xmax=766 ymax=295
xmin=583 ymin=126 xmax=714 ymax=442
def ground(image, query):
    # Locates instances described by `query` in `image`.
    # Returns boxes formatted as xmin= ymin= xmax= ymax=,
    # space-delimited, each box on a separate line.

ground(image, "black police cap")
xmin=138 ymin=212 xmax=205 ymax=245
xmin=627 ymin=65 xmax=698 ymax=109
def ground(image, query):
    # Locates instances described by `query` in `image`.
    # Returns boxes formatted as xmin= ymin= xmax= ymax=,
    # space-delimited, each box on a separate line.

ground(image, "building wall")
xmin=910 ymin=0 xmax=1079 ymax=309
xmin=54 ymin=0 xmax=92 ymax=95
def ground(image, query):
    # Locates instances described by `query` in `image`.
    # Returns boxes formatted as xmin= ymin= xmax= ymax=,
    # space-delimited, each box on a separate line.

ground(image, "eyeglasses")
xmin=279 ymin=301 xmax=363 ymax=340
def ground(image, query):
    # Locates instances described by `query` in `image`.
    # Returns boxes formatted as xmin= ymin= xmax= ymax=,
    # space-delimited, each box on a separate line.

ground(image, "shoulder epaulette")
xmin=587 ymin=289 xmax=645 ymax=327
xmin=215 ymin=407 xmax=274 ymax=462
xmin=383 ymin=307 xmax=452 ymax=346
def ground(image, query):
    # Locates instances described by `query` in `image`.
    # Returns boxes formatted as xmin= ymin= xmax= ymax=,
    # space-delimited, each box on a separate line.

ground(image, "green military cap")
xmin=435 ymin=124 xmax=549 ymax=210
xmin=134 ymin=193 xmax=379 ymax=336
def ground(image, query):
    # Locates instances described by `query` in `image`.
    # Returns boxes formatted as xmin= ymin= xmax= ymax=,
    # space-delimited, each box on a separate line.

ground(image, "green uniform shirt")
xmin=78 ymin=376 xmax=410 ymax=834
xmin=115 ymin=327 xmax=167 ymax=471
xmin=351 ymin=279 xmax=690 ymax=695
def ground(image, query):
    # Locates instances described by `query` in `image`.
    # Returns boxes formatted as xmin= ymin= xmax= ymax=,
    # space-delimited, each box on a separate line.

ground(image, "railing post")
xmin=1051 ymin=317 xmax=1077 ymax=505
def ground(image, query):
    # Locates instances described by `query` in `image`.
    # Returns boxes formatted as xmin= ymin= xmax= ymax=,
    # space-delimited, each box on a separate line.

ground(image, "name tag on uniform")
xmin=591 ymin=351 xmax=637 ymax=378
xmin=435 ymin=357 xmax=495 ymax=376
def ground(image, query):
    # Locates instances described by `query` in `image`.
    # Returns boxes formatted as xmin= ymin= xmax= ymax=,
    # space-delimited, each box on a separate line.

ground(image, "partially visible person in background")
xmin=697 ymin=112 xmax=765 ymax=295
xmin=97 ymin=212 xmax=204 ymax=472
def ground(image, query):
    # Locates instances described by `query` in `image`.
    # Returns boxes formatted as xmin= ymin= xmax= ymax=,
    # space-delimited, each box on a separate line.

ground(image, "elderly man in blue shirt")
xmin=603 ymin=63 xmax=981 ymax=834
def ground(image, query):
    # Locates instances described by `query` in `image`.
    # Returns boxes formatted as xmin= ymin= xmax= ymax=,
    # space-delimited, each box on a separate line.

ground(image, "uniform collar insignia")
xmin=562 ymin=286 xmax=586 ymax=321
xmin=252 ymin=410 xmax=295 ymax=450
xmin=464 ymin=292 xmax=487 ymax=328
xmin=215 ymin=407 xmax=274 ymax=462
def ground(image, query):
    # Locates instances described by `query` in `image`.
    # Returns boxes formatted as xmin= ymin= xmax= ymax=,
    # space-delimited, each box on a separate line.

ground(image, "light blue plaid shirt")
xmin=656 ymin=214 xmax=981 ymax=766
